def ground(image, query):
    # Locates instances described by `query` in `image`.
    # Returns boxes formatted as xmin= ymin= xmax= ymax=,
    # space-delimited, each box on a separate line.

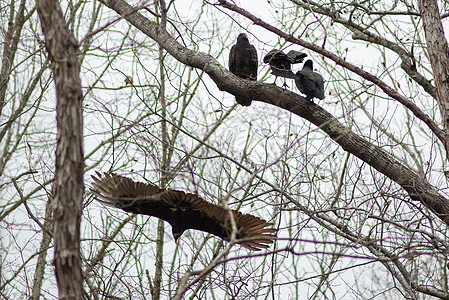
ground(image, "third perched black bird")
xmin=229 ymin=33 xmax=258 ymax=106
xmin=295 ymin=59 xmax=325 ymax=101
xmin=263 ymin=49 xmax=307 ymax=86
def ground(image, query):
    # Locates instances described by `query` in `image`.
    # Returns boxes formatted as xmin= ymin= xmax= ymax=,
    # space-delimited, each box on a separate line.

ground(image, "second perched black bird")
xmin=295 ymin=59 xmax=325 ymax=101
xmin=229 ymin=33 xmax=258 ymax=106
xmin=263 ymin=49 xmax=307 ymax=86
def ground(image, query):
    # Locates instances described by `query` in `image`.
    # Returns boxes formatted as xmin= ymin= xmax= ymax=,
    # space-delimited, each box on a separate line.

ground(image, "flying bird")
xmin=229 ymin=33 xmax=258 ymax=106
xmin=295 ymin=59 xmax=325 ymax=101
xmin=91 ymin=172 xmax=277 ymax=251
xmin=263 ymin=49 xmax=307 ymax=86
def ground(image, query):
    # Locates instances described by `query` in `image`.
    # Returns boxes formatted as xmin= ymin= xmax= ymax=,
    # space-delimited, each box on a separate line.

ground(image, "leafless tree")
xmin=1 ymin=0 xmax=449 ymax=299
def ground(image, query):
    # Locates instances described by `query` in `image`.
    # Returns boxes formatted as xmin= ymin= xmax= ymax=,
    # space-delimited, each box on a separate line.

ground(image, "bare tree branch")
xmin=289 ymin=0 xmax=436 ymax=99
xmin=0 ymin=0 xmax=30 ymax=115
xmin=31 ymin=194 xmax=53 ymax=300
xmin=152 ymin=1 xmax=169 ymax=299
xmin=217 ymin=0 xmax=449 ymax=159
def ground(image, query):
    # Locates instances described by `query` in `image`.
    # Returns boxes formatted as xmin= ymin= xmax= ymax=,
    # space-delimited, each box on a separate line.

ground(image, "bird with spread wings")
xmin=91 ymin=172 xmax=277 ymax=251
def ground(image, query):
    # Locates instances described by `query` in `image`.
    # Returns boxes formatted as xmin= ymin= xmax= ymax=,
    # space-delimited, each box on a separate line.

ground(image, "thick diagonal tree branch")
xmin=36 ymin=0 xmax=84 ymax=298
xmin=99 ymin=0 xmax=449 ymax=226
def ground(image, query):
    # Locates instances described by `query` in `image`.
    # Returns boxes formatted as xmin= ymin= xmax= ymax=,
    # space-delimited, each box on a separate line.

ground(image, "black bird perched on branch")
xmin=263 ymin=49 xmax=307 ymax=86
xmin=295 ymin=59 xmax=325 ymax=101
xmin=91 ymin=172 xmax=277 ymax=251
xmin=229 ymin=33 xmax=258 ymax=106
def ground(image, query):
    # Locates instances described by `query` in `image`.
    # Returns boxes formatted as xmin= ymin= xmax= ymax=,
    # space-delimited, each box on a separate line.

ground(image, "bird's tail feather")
xmin=271 ymin=69 xmax=297 ymax=79
xmin=235 ymin=97 xmax=252 ymax=106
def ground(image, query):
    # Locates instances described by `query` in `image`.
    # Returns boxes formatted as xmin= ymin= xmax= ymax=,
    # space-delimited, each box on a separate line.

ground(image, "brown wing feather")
xmin=91 ymin=172 xmax=277 ymax=250
xmin=91 ymin=172 xmax=175 ymax=223
xmin=177 ymin=193 xmax=277 ymax=250
xmin=149 ymin=184 xmax=277 ymax=250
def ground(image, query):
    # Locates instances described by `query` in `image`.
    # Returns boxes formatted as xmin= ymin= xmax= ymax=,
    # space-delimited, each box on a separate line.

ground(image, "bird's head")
xmin=237 ymin=33 xmax=248 ymax=42
xmin=304 ymin=59 xmax=314 ymax=70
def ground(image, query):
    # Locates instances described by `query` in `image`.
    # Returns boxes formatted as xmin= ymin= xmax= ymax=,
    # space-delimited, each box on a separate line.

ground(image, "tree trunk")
xmin=36 ymin=0 xmax=84 ymax=299
xmin=418 ymin=0 xmax=449 ymax=155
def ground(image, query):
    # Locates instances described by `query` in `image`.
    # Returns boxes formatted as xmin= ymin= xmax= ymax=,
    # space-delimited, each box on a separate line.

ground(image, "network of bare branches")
xmin=1 ymin=0 xmax=449 ymax=299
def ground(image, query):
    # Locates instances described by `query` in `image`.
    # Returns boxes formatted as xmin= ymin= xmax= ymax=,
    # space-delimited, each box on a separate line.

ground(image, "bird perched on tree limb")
xmin=229 ymin=33 xmax=258 ymax=106
xmin=294 ymin=59 xmax=325 ymax=101
xmin=91 ymin=172 xmax=277 ymax=251
xmin=263 ymin=49 xmax=307 ymax=87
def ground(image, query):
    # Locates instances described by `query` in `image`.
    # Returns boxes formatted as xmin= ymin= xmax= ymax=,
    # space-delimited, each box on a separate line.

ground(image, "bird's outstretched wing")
xmin=286 ymin=50 xmax=307 ymax=64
